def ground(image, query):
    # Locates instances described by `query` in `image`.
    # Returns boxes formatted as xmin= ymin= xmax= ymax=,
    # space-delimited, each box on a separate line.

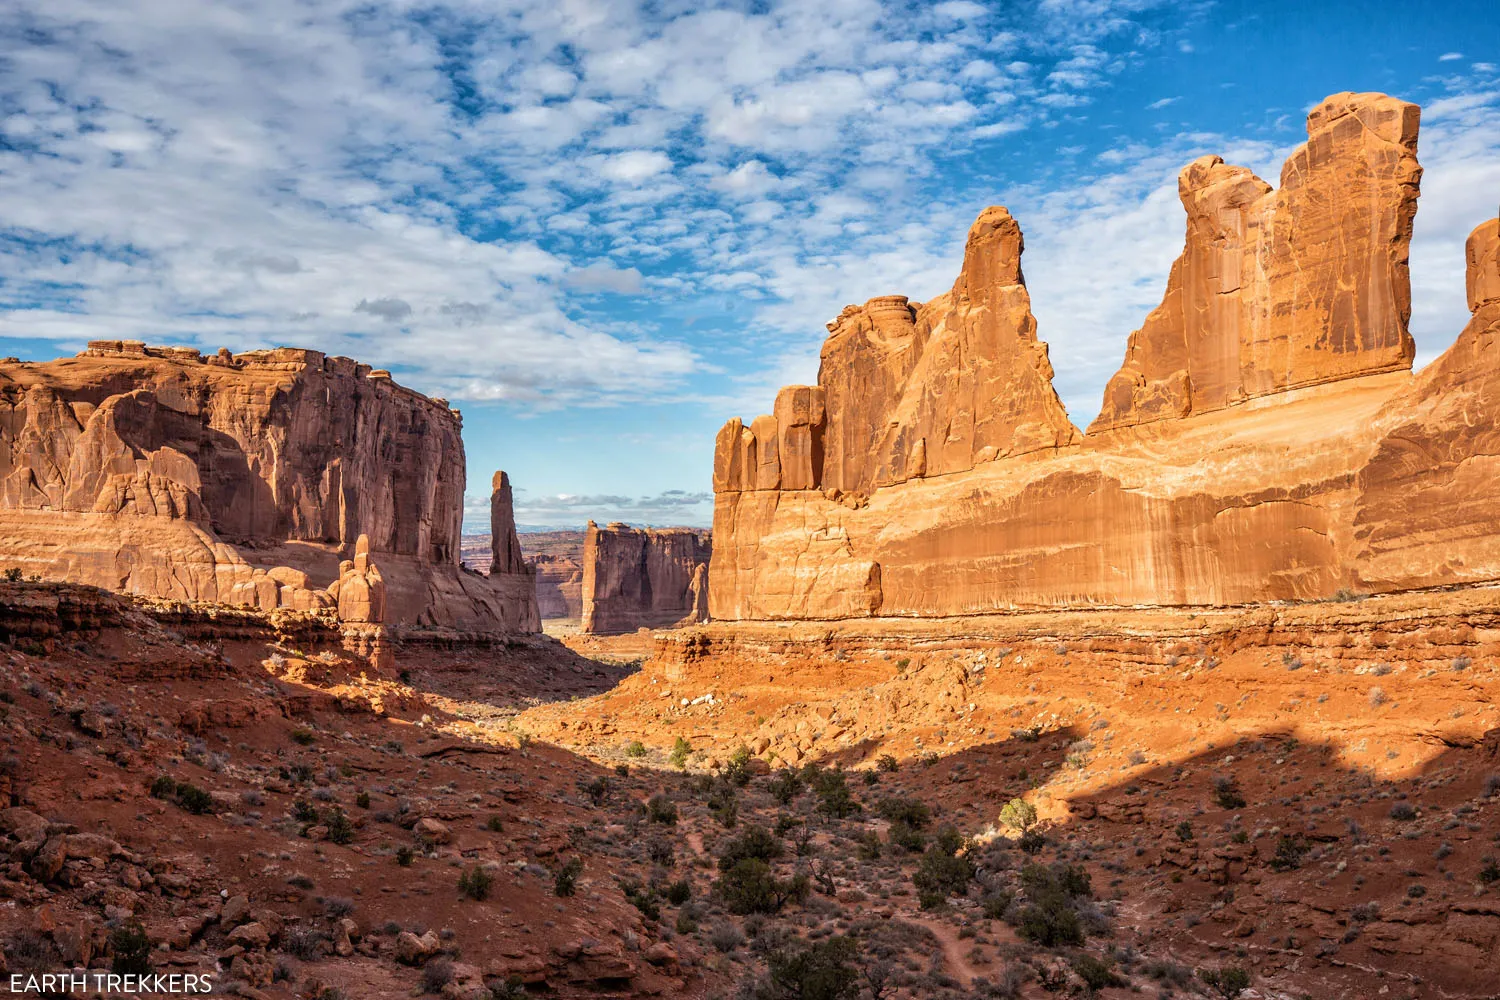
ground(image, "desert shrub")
xmin=1212 ymin=776 xmax=1246 ymax=810
xmin=1072 ymin=954 xmax=1123 ymax=990
xmin=421 ymin=958 xmax=454 ymax=994
xmin=710 ymin=922 xmax=745 ymax=953
xmin=282 ymin=926 xmax=325 ymax=960
xmin=813 ymin=768 xmax=861 ymax=819
xmin=291 ymin=728 xmax=316 ymax=746
xmin=1012 ymin=863 xmax=1092 ymax=947
xmin=1388 ymin=802 xmax=1416 ymax=821
xmin=647 ymin=793 xmax=678 ymax=825
xmin=1269 ymin=835 xmax=1308 ymax=872
xmin=647 ymin=837 xmax=674 ymax=866
xmin=669 ymin=736 xmax=692 ymax=769
xmin=913 ymin=844 xmax=975 ymax=909
xmin=324 ymin=809 xmax=355 ymax=845
xmin=708 ymin=782 xmax=740 ymax=828
xmin=293 ymin=799 xmax=319 ymax=823
xmin=624 ymin=740 xmax=647 ymax=758
xmin=769 ymin=768 xmax=804 ymax=805
xmin=355 ymin=791 xmax=371 ymax=809
xmin=765 ymin=935 xmax=861 ymax=1000
xmin=622 ymin=881 xmax=661 ymax=921
xmin=172 ymin=781 xmax=214 ymax=815
xmin=716 ymin=859 xmax=809 ymax=915
xmin=110 ymin=922 xmax=152 ymax=975
xmin=1198 ymin=964 xmax=1251 ymax=998
xmin=981 ymin=889 xmax=1013 ymax=919
xmin=396 ymin=845 xmax=415 ymax=866
xmin=150 ymin=775 xmax=177 ymax=799
xmin=999 ymin=797 xmax=1037 ymax=833
xmin=553 ymin=857 xmax=583 ymax=897
xmin=718 ymin=825 xmax=784 ymax=870
xmin=876 ymin=797 xmax=931 ymax=829
xmin=1017 ymin=828 xmax=1046 ymax=855
xmin=856 ymin=830 xmax=882 ymax=860
xmin=579 ymin=776 xmax=610 ymax=806
xmin=458 ymin=864 xmax=494 ymax=901
xmin=486 ymin=815 xmax=505 ymax=832
xmin=1175 ymin=821 xmax=1194 ymax=842
xmin=887 ymin=821 xmax=926 ymax=853
xmin=664 ymin=878 xmax=692 ymax=905
xmin=724 ymin=745 xmax=754 ymax=787
xmin=876 ymin=753 xmax=899 ymax=773
xmin=1369 ymin=686 xmax=1387 ymax=707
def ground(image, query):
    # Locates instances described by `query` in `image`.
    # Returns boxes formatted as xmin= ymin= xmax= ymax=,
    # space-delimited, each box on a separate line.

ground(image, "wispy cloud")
xmin=1146 ymin=96 xmax=1180 ymax=109
xmin=0 ymin=0 xmax=1175 ymax=410
xmin=465 ymin=487 xmax=713 ymax=530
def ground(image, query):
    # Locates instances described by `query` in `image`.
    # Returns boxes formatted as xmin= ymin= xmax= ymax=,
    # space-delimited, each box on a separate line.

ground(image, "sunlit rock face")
xmin=710 ymin=94 xmax=1500 ymax=621
xmin=0 ymin=342 xmax=538 ymax=631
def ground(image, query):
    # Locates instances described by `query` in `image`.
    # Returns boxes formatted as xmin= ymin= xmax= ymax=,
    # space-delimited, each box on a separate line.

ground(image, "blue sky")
xmin=1 ymin=1 xmax=1496 ymax=530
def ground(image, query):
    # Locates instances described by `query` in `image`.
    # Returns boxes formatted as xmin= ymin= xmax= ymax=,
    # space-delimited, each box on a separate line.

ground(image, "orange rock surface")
xmin=1092 ymin=92 xmax=1422 ymax=431
xmin=580 ymin=521 xmax=711 ymax=634
xmin=0 ymin=342 xmax=537 ymax=630
xmin=710 ymin=94 xmax=1500 ymax=621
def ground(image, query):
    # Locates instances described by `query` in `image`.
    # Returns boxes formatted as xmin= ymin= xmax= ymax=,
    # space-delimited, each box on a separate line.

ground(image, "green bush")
xmin=724 ymin=745 xmax=753 ymax=787
xmin=664 ymin=878 xmax=692 ymax=905
xmin=173 ymin=782 xmax=213 ymax=815
xmin=769 ymin=768 xmax=803 ymax=805
xmin=554 ymin=858 xmax=583 ymax=897
xmin=887 ymin=821 xmax=926 ymax=853
xmin=647 ymin=794 xmax=678 ymax=825
xmin=1269 ymin=835 xmax=1308 ymax=872
xmin=1175 ymin=820 xmax=1194 ymax=842
xmin=913 ymin=844 xmax=975 ymax=910
xmin=1213 ymin=776 xmax=1246 ymax=810
xmin=668 ymin=736 xmax=692 ymax=769
xmin=324 ymin=809 xmax=355 ymax=845
xmin=624 ymin=740 xmax=647 ymax=758
xmin=715 ymin=858 xmax=808 ymax=915
xmin=999 ymin=797 xmax=1037 ymax=833
xmin=395 ymin=845 xmax=414 ymax=866
xmin=110 ymin=922 xmax=152 ymax=975
xmin=1012 ymin=862 xmax=1092 ymax=947
xmin=291 ymin=728 xmax=316 ymax=746
xmin=717 ymin=825 xmax=784 ymax=871
xmin=1198 ymin=965 xmax=1251 ymax=999
xmin=622 ymin=882 xmax=661 ymax=921
xmin=149 ymin=775 xmax=177 ymax=799
xmin=813 ymin=768 xmax=861 ymax=819
xmin=766 ymin=936 xmax=861 ymax=1000
xmin=707 ymin=782 xmax=739 ymax=828
xmin=876 ymin=753 xmax=899 ymax=773
xmin=458 ymin=864 xmax=493 ymax=901
xmin=1072 ymin=954 xmax=1124 ymax=990
xmin=876 ymin=797 xmax=931 ymax=829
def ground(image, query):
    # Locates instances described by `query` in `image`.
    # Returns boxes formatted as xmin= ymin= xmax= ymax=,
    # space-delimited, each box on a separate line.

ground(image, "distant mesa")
xmin=581 ymin=521 xmax=711 ymax=634
xmin=711 ymin=92 xmax=1500 ymax=620
xmin=0 ymin=341 xmax=538 ymax=632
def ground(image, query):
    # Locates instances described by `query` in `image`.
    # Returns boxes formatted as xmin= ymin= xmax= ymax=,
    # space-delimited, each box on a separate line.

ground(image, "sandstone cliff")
xmin=0 ymin=342 xmax=538 ymax=631
xmin=1090 ymin=93 xmax=1421 ymax=431
xmin=580 ymin=522 xmax=711 ymax=634
xmin=710 ymin=93 xmax=1500 ymax=621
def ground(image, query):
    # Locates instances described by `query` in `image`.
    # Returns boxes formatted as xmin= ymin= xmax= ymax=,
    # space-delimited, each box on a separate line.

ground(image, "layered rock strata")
xmin=711 ymin=93 xmax=1500 ymax=621
xmin=0 ymin=343 xmax=537 ymax=631
xmin=580 ymin=522 xmax=711 ymax=634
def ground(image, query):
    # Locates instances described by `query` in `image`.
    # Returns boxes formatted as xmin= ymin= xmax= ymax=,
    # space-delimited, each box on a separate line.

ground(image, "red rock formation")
xmin=580 ymin=522 xmax=711 ymax=634
xmin=1091 ymin=93 xmax=1422 ymax=432
xmin=715 ymin=207 xmax=1077 ymax=500
xmin=710 ymin=95 xmax=1500 ymax=621
xmin=0 ymin=343 xmax=537 ymax=631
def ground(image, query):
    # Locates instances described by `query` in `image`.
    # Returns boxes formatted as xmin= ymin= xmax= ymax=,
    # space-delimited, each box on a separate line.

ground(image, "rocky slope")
xmin=581 ymin=523 xmax=710 ymax=634
xmin=0 ymin=343 xmax=537 ymax=632
xmin=710 ymin=93 xmax=1500 ymax=621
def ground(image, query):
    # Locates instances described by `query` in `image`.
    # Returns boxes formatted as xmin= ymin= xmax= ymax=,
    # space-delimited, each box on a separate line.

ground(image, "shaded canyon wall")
xmin=581 ymin=522 xmax=711 ymax=634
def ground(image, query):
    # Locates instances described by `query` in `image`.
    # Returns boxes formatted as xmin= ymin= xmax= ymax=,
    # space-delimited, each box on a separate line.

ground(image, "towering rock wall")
xmin=1090 ymin=93 xmax=1421 ymax=431
xmin=0 ymin=342 xmax=538 ymax=631
xmin=710 ymin=93 xmax=1500 ymax=621
xmin=580 ymin=522 xmax=711 ymax=634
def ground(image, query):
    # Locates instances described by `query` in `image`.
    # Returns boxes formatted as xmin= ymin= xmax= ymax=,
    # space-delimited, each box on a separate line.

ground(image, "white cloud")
xmin=1439 ymin=52 xmax=1464 ymax=61
xmin=1147 ymin=96 xmax=1180 ymax=109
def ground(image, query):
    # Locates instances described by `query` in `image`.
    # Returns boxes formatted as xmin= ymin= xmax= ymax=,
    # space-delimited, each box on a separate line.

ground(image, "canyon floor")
xmin=3 ymin=584 xmax=1499 ymax=1000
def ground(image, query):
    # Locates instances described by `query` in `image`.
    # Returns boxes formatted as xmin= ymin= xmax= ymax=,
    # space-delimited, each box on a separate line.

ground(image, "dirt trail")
xmin=906 ymin=914 xmax=979 ymax=986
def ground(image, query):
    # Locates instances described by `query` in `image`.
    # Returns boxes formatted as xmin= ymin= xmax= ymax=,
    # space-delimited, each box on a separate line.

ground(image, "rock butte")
xmin=0 ymin=343 xmax=538 ymax=631
xmin=580 ymin=522 xmax=711 ymax=634
xmin=711 ymin=92 xmax=1500 ymax=620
